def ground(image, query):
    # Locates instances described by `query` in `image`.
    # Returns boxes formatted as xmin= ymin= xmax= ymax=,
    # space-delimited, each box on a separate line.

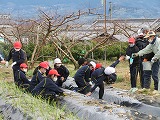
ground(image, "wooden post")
xmin=104 ymin=0 xmax=107 ymax=63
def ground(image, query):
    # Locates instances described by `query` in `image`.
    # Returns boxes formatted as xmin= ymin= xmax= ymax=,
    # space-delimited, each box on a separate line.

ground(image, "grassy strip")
xmin=0 ymin=80 xmax=78 ymax=120
xmin=0 ymin=115 xmax=3 ymax=120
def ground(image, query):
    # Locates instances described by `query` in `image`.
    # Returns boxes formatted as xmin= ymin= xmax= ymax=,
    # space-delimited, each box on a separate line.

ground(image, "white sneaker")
xmin=131 ymin=88 xmax=138 ymax=93
xmin=128 ymin=88 xmax=133 ymax=93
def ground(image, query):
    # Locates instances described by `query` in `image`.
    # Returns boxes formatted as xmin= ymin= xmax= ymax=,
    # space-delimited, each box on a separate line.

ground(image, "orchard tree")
xmin=0 ymin=9 xmax=145 ymax=69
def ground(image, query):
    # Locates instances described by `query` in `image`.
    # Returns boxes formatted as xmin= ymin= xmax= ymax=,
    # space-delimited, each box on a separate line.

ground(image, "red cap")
xmin=43 ymin=61 xmax=49 ymax=66
xmin=128 ymin=37 xmax=135 ymax=43
xmin=20 ymin=63 xmax=28 ymax=68
xmin=48 ymin=69 xmax=60 ymax=76
xmin=95 ymin=63 xmax=102 ymax=69
xmin=39 ymin=62 xmax=49 ymax=69
xmin=14 ymin=41 xmax=22 ymax=49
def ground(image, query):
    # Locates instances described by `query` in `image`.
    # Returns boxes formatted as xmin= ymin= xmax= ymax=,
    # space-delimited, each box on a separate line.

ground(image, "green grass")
xmin=65 ymin=64 xmax=77 ymax=77
xmin=116 ymin=76 xmax=124 ymax=83
xmin=0 ymin=80 xmax=78 ymax=120
xmin=26 ymin=69 xmax=34 ymax=78
xmin=0 ymin=115 xmax=3 ymax=120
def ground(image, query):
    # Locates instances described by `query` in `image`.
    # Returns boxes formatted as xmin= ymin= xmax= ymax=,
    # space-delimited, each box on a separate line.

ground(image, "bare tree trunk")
xmin=30 ymin=26 xmax=40 ymax=68
xmin=30 ymin=44 xmax=38 ymax=68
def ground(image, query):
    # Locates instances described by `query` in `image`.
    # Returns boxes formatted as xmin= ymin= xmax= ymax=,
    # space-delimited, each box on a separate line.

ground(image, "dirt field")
xmin=0 ymin=65 xmax=14 ymax=82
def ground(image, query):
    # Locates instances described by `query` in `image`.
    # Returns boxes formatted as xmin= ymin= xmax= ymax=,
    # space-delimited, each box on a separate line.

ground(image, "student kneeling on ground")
xmin=74 ymin=61 xmax=96 ymax=94
xmin=30 ymin=62 xmax=49 ymax=91
xmin=15 ymin=63 xmax=30 ymax=91
xmin=86 ymin=56 xmax=125 ymax=99
xmin=32 ymin=69 xmax=64 ymax=101
xmin=53 ymin=58 xmax=69 ymax=87
xmin=33 ymin=61 xmax=52 ymax=76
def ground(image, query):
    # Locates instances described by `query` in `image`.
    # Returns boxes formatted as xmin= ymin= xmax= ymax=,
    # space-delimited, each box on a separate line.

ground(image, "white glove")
xmin=125 ymin=55 xmax=130 ymax=60
xmin=5 ymin=61 xmax=9 ymax=68
xmin=89 ymin=81 xmax=93 ymax=86
xmin=11 ymin=62 xmax=17 ymax=67
xmin=151 ymin=58 xmax=158 ymax=63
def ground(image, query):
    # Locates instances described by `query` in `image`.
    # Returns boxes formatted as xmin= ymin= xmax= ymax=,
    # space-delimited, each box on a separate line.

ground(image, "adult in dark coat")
xmin=135 ymin=31 xmax=149 ymax=88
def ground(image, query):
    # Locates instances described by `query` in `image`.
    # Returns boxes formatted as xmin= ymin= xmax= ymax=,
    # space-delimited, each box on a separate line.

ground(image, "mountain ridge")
xmin=0 ymin=0 xmax=159 ymax=19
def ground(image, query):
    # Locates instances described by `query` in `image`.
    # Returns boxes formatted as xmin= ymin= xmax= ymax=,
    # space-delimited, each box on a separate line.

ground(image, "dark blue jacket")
xmin=32 ymin=77 xmax=64 ymax=96
xmin=15 ymin=69 xmax=30 ymax=87
xmin=90 ymin=60 xmax=119 ymax=93
xmin=30 ymin=70 xmax=44 ymax=91
xmin=74 ymin=65 xmax=91 ymax=87
xmin=33 ymin=66 xmax=52 ymax=76
xmin=6 ymin=48 xmax=25 ymax=70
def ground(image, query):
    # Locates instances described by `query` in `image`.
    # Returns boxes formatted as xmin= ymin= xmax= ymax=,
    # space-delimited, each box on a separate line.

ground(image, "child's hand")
xmin=119 ymin=56 xmax=125 ymax=61
xmin=86 ymin=92 xmax=92 ymax=96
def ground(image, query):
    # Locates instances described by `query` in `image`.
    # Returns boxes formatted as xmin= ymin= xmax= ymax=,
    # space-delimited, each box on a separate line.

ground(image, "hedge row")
xmin=0 ymin=41 xmax=128 ymax=63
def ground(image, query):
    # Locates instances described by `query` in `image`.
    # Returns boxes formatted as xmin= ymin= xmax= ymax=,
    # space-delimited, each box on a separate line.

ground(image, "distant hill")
xmin=0 ymin=0 xmax=159 ymax=19
xmin=105 ymin=0 xmax=160 ymax=19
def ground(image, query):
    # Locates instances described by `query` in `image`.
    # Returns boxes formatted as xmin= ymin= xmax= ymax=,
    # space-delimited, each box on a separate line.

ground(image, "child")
xmin=126 ymin=37 xmax=140 ymax=93
xmin=86 ymin=56 xmax=124 ymax=99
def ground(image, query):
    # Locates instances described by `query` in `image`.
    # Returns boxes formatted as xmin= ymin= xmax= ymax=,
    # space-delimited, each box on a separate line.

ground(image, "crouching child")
xmin=74 ymin=61 xmax=96 ymax=94
xmin=86 ymin=56 xmax=125 ymax=99
xmin=32 ymin=69 xmax=64 ymax=101
xmin=15 ymin=63 xmax=30 ymax=91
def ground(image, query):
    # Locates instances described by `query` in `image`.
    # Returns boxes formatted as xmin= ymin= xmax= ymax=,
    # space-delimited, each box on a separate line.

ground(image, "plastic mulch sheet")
xmin=62 ymin=77 xmax=160 ymax=119
xmin=0 ymin=98 xmax=32 ymax=120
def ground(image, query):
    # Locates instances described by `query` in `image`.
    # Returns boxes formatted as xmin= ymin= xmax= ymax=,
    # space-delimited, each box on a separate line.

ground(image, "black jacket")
xmin=126 ymin=45 xmax=140 ymax=66
xmin=135 ymin=37 xmax=154 ymax=61
xmin=144 ymin=52 xmax=155 ymax=61
xmin=54 ymin=65 xmax=69 ymax=82
xmin=135 ymin=37 xmax=148 ymax=50
xmin=32 ymin=77 xmax=64 ymax=96
xmin=6 ymin=48 xmax=25 ymax=69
